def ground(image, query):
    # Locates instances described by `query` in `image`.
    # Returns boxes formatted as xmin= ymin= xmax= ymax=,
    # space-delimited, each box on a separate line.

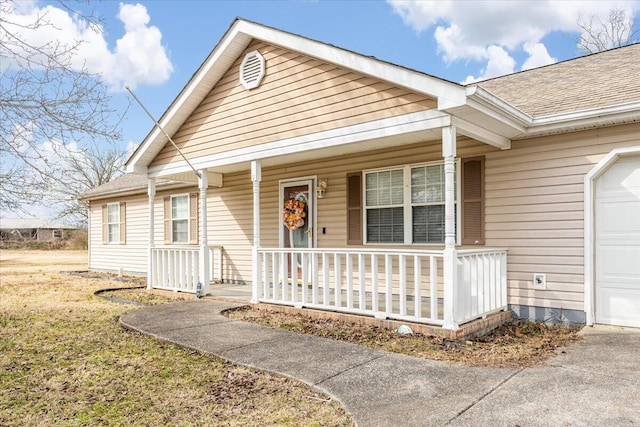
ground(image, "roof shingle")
xmin=475 ymin=43 xmax=640 ymax=117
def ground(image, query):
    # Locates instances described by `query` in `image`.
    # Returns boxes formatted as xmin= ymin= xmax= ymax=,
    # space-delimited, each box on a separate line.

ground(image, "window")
xmin=363 ymin=162 xmax=459 ymax=244
xmin=53 ymin=230 xmax=62 ymax=238
xmin=410 ymin=164 xmax=456 ymax=244
xmin=107 ymin=203 xmax=120 ymax=243
xmin=102 ymin=202 xmax=125 ymax=244
xmin=365 ymin=169 xmax=404 ymax=243
xmin=171 ymin=194 xmax=189 ymax=243
xmin=163 ymin=192 xmax=198 ymax=245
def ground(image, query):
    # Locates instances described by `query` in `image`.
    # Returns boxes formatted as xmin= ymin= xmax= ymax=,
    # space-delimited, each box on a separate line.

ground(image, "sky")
xmin=3 ymin=0 xmax=640 ymax=221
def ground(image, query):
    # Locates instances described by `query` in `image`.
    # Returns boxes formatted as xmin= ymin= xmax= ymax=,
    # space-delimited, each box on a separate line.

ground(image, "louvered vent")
xmin=239 ymin=50 xmax=265 ymax=90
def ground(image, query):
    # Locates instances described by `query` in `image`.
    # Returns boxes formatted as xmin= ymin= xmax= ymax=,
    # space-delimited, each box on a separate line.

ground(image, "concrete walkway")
xmin=120 ymin=298 xmax=640 ymax=426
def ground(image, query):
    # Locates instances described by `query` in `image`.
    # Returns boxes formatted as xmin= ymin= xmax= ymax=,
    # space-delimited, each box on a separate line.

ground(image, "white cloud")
xmin=462 ymin=45 xmax=515 ymax=84
xmin=1 ymin=2 xmax=173 ymax=91
xmin=521 ymin=42 xmax=556 ymax=71
xmin=388 ymin=0 xmax=639 ymax=80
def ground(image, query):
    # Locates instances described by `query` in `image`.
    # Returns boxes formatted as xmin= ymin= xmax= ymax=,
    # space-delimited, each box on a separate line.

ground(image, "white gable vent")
xmin=240 ymin=50 xmax=265 ymax=90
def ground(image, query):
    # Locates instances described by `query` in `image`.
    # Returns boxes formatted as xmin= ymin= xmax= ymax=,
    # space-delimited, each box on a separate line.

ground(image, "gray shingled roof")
xmin=476 ymin=43 xmax=640 ymax=118
xmin=79 ymin=174 xmax=149 ymax=199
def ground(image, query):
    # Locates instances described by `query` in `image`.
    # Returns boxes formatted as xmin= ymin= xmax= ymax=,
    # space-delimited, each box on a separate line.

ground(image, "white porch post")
xmin=251 ymin=160 xmax=261 ymax=304
xmin=442 ymin=125 xmax=459 ymax=330
xmin=198 ymin=170 xmax=210 ymax=295
xmin=147 ymin=178 xmax=156 ymax=290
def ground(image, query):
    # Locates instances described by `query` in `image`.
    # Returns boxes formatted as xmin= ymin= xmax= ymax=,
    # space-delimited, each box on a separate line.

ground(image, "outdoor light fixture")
xmin=316 ymin=179 xmax=328 ymax=199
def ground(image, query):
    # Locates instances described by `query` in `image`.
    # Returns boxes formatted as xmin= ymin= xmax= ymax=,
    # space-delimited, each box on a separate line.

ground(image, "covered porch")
xmin=143 ymin=123 xmax=510 ymax=331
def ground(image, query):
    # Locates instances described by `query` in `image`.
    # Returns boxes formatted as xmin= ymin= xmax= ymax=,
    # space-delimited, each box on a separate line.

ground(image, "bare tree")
xmin=51 ymin=142 xmax=126 ymax=225
xmin=0 ymin=0 xmax=123 ymax=216
xmin=577 ymin=8 xmax=639 ymax=54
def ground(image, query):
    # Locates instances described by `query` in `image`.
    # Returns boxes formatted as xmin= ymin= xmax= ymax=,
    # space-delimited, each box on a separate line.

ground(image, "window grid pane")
xmin=108 ymin=223 xmax=119 ymax=243
xmin=172 ymin=219 xmax=188 ymax=243
xmin=365 ymin=169 xmax=403 ymax=207
xmin=172 ymin=195 xmax=188 ymax=219
xmin=107 ymin=203 xmax=119 ymax=224
xmin=366 ymin=207 xmax=404 ymax=243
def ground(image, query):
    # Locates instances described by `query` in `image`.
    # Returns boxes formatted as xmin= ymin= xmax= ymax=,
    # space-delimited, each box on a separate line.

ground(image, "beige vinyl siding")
xmin=89 ymin=195 xmax=148 ymax=275
xmin=151 ymin=40 xmax=437 ymax=167
xmin=205 ymin=174 xmax=253 ymax=283
xmin=485 ymin=123 xmax=640 ymax=311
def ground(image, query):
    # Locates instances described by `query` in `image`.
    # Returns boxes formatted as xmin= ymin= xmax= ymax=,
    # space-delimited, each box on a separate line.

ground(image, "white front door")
xmin=595 ymin=155 xmax=640 ymax=327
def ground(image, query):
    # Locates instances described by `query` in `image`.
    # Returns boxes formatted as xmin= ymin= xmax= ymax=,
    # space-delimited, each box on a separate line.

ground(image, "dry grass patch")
xmin=0 ymin=250 xmax=352 ymax=426
xmin=226 ymin=307 xmax=583 ymax=368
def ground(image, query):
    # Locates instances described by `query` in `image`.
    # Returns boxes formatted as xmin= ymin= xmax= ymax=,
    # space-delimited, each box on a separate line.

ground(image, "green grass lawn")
xmin=0 ymin=250 xmax=352 ymax=426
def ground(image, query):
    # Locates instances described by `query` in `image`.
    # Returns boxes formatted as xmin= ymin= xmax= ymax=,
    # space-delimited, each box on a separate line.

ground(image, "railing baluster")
xmin=291 ymin=251 xmax=298 ymax=304
xmin=262 ymin=252 xmax=269 ymax=300
xmin=322 ymin=252 xmax=329 ymax=306
xmin=414 ymin=255 xmax=421 ymax=318
xmin=358 ymin=253 xmax=365 ymax=311
xmin=334 ymin=253 xmax=342 ymax=308
xmin=312 ymin=252 xmax=319 ymax=305
xmin=301 ymin=252 xmax=308 ymax=305
xmin=430 ymin=256 xmax=437 ymax=321
xmin=385 ymin=254 xmax=392 ymax=315
xmin=346 ymin=253 xmax=353 ymax=309
xmin=371 ymin=254 xmax=378 ymax=313
xmin=281 ymin=252 xmax=288 ymax=301
xmin=399 ymin=255 xmax=406 ymax=316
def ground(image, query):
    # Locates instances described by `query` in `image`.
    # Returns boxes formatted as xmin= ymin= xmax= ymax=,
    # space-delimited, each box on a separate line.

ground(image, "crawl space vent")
xmin=239 ymin=50 xmax=265 ymax=90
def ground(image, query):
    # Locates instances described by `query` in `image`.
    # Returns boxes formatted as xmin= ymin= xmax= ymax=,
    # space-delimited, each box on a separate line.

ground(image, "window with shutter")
xmin=347 ymin=173 xmax=363 ymax=245
xmin=462 ymin=157 xmax=485 ymax=245
xmin=164 ymin=192 xmax=199 ymax=244
xmin=363 ymin=161 xmax=459 ymax=244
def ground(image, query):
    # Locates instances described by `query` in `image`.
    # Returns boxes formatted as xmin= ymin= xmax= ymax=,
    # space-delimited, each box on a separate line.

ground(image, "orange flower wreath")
xmin=282 ymin=198 xmax=306 ymax=230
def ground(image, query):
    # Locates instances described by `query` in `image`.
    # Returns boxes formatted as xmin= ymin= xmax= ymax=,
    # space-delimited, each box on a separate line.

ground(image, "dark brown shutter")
xmin=101 ymin=204 xmax=108 ymax=244
xmin=163 ymin=196 xmax=171 ymax=244
xmin=119 ymin=202 xmax=126 ymax=245
xmin=462 ymin=157 xmax=485 ymax=245
xmin=189 ymin=192 xmax=199 ymax=245
xmin=347 ymin=172 xmax=363 ymax=245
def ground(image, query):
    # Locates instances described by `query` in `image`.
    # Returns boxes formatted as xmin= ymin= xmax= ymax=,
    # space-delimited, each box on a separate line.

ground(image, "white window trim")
xmin=171 ymin=193 xmax=190 ymax=244
xmin=363 ymin=160 xmax=461 ymax=246
xmin=106 ymin=202 xmax=120 ymax=244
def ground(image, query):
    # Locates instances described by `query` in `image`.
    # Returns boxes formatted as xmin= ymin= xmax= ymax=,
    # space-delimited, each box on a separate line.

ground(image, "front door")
xmin=281 ymin=179 xmax=314 ymax=277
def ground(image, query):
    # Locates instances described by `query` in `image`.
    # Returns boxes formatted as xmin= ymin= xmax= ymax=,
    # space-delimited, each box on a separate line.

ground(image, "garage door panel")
xmin=595 ymin=154 xmax=640 ymax=328
xmin=598 ymin=202 xmax=640 ymax=233
xmin=597 ymin=245 xmax=640 ymax=277
xmin=596 ymin=287 xmax=640 ymax=328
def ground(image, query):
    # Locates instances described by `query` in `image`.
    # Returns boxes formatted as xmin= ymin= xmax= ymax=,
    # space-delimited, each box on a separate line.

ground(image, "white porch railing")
xmin=256 ymin=247 xmax=507 ymax=327
xmin=150 ymin=245 xmax=223 ymax=293
xmin=456 ymin=249 xmax=508 ymax=325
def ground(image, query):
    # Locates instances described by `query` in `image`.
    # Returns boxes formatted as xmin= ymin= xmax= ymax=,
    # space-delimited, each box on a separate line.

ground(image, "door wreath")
xmin=282 ymin=198 xmax=306 ymax=230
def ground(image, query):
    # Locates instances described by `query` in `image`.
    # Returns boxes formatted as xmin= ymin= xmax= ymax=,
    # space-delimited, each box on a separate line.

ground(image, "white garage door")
xmin=595 ymin=155 xmax=640 ymax=328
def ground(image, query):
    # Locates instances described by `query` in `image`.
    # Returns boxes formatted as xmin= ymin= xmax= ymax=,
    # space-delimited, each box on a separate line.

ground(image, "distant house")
xmin=80 ymin=19 xmax=640 ymax=331
xmin=0 ymin=218 xmax=76 ymax=242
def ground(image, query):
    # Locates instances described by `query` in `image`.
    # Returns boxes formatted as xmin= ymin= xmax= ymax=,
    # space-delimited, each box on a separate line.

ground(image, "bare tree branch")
xmin=577 ymin=8 xmax=639 ymax=54
xmin=0 ymin=0 xmax=125 ymax=220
